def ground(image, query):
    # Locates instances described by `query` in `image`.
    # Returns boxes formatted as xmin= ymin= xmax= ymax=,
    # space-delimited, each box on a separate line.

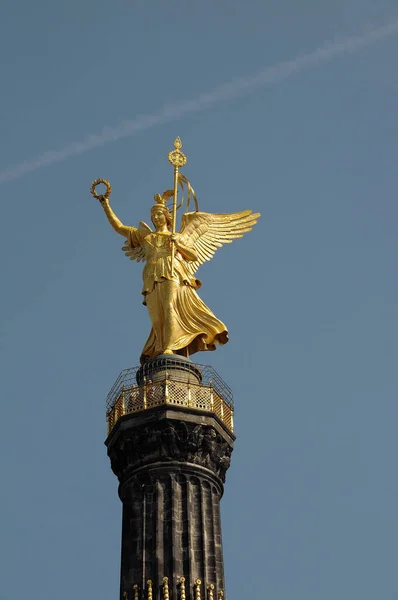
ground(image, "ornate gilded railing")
xmin=106 ymin=361 xmax=234 ymax=435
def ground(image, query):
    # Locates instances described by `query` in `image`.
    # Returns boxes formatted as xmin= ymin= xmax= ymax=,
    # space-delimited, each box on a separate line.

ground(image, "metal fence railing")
xmin=106 ymin=361 xmax=234 ymax=435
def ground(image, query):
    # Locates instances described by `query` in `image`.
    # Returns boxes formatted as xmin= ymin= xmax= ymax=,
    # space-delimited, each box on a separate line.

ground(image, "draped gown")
xmin=126 ymin=228 xmax=228 ymax=364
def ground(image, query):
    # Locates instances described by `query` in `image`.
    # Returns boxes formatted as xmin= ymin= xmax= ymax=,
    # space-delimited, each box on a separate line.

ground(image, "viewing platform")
xmin=106 ymin=355 xmax=234 ymax=435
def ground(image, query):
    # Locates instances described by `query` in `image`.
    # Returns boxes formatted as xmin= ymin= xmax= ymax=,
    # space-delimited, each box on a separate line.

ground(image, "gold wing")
xmin=122 ymin=221 xmax=152 ymax=262
xmin=179 ymin=210 xmax=260 ymax=275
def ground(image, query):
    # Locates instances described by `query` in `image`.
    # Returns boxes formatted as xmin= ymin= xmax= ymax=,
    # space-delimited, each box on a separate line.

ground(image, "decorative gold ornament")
xmin=179 ymin=577 xmax=186 ymax=600
xmin=208 ymin=584 xmax=215 ymax=600
xmin=195 ymin=579 xmax=202 ymax=600
xmin=133 ymin=584 xmax=139 ymax=600
xmin=94 ymin=138 xmax=260 ymax=364
xmin=217 ymin=592 xmax=224 ymax=600
xmin=168 ymin=136 xmax=187 ymax=168
xmin=163 ymin=577 xmax=170 ymax=600
xmin=147 ymin=580 xmax=153 ymax=600
xmin=91 ymin=178 xmax=112 ymax=202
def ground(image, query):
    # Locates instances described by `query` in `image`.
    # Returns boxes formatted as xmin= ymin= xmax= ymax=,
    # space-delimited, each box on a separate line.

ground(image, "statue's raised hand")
xmin=91 ymin=178 xmax=112 ymax=203
xmin=170 ymin=233 xmax=179 ymax=245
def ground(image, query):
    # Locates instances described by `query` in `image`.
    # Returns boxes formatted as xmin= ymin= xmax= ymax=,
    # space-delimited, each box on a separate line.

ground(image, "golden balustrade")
xmin=107 ymin=377 xmax=233 ymax=435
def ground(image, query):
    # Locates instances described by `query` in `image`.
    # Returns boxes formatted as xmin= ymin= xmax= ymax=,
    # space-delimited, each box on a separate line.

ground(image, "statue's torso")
xmin=143 ymin=232 xmax=171 ymax=259
xmin=138 ymin=232 xmax=198 ymax=296
xmin=142 ymin=232 xmax=180 ymax=294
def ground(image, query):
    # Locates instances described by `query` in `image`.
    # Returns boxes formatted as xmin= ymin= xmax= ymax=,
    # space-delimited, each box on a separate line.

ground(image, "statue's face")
xmin=152 ymin=209 xmax=167 ymax=228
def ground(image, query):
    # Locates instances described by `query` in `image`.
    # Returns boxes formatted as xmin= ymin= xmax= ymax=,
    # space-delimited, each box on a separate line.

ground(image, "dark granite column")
xmin=105 ymin=357 xmax=234 ymax=600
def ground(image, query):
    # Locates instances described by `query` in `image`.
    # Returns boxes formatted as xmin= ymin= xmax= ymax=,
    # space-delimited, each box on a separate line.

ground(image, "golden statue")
xmin=92 ymin=138 xmax=260 ymax=364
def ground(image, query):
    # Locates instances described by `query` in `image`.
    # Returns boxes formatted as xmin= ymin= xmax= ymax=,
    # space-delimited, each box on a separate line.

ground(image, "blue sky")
xmin=1 ymin=1 xmax=398 ymax=599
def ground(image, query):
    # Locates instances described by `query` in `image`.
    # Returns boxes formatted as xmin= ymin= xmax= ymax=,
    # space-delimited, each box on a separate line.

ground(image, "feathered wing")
xmin=179 ymin=210 xmax=260 ymax=275
xmin=121 ymin=221 xmax=152 ymax=262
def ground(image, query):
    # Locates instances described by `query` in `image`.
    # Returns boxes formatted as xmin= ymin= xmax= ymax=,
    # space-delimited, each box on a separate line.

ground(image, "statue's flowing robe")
xmin=127 ymin=229 xmax=228 ymax=364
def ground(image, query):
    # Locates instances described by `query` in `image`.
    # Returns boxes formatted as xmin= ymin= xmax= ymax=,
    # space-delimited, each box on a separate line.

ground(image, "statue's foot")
xmin=163 ymin=348 xmax=174 ymax=355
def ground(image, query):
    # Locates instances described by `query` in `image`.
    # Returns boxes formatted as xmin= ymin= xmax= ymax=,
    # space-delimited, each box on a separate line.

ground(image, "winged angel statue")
xmin=95 ymin=166 xmax=259 ymax=365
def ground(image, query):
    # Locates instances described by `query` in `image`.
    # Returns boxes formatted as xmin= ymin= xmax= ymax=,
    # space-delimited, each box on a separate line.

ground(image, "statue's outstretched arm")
xmin=101 ymin=198 xmax=131 ymax=237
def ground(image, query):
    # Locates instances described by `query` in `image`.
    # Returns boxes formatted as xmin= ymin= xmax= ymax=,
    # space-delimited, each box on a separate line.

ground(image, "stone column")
xmin=106 ymin=358 xmax=234 ymax=600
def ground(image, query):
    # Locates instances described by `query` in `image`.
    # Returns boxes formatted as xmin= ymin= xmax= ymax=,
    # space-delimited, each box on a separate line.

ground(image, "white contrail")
xmin=1 ymin=19 xmax=398 ymax=184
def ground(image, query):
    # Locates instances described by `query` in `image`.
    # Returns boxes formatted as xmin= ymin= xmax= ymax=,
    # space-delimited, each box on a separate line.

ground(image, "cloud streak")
xmin=1 ymin=19 xmax=398 ymax=184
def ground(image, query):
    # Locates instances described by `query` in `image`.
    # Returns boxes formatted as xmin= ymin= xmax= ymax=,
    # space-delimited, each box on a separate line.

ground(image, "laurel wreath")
xmin=91 ymin=178 xmax=112 ymax=201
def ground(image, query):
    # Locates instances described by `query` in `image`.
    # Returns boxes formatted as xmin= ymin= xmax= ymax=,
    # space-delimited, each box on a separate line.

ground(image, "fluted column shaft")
xmin=107 ymin=406 xmax=234 ymax=600
xmin=120 ymin=464 xmax=225 ymax=598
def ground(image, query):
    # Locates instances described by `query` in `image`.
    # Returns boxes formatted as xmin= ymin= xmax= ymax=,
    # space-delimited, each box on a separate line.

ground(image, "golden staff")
xmin=168 ymin=137 xmax=187 ymax=276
